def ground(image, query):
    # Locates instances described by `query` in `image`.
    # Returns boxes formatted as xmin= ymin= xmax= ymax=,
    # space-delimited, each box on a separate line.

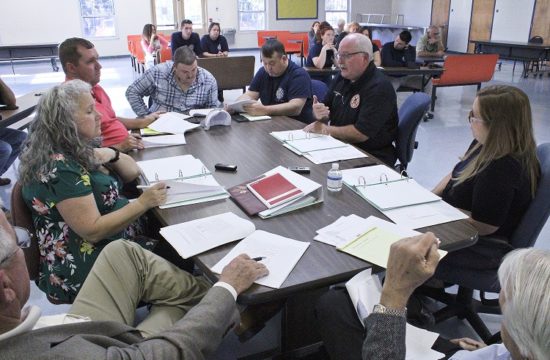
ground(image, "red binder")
xmin=247 ymin=173 xmax=303 ymax=208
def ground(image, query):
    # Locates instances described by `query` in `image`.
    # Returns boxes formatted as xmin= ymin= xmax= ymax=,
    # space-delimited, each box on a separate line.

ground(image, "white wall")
xmin=0 ymin=0 xmax=151 ymax=57
xmin=0 ymin=0 xmax=406 ymax=56
xmin=391 ymin=0 xmax=432 ymax=27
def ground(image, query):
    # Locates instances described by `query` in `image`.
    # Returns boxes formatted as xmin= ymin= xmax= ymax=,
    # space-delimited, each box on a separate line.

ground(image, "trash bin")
xmin=222 ymin=28 xmax=236 ymax=45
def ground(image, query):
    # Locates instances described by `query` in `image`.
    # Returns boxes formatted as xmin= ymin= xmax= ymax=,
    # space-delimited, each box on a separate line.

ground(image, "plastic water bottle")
xmin=327 ymin=163 xmax=343 ymax=192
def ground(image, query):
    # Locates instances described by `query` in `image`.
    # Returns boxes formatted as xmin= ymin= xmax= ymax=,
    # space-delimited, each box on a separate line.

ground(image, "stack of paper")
xmin=346 ymin=269 xmax=445 ymax=359
xmin=270 ymin=130 xmax=367 ymax=164
xmin=160 ymin=212 xmax=255 ymax=259
xmin=228 ymin=166 xmax=323 ymax=219
xmin=211 ymin=230 xmax=310 ymax=288
xmin=342 ymin=165 xmax=468 ymax=229
xmin=137 ymin=155 xmax=228 ymax=208
xmin=147 ymin=111 xmax=200 ymax=134
xmin=226 ymin=99 xmax=257 ymax=113
xmin=142 ymin=134 xmax=187 ymax=148
xmin=315 ymin=216 xmax=447 ymax=268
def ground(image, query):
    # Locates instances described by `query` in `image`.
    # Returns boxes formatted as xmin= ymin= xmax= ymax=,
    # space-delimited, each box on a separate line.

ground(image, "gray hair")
xmin=498 ymin=248 xmax=550 ymax=359
xmin=18 ymin=79 xmax=98 ymax=185
xmin=0 ymin=227 xmax=16 ymax=269
xmin=343 ymin=33 xmax=373 ymax=64
xmin=173 ymin=46 xmax=197 ymax=66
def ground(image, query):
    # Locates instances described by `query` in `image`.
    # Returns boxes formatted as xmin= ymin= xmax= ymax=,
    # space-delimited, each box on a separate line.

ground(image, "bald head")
xmin=340 ymin=33 xmax=373 ymax=63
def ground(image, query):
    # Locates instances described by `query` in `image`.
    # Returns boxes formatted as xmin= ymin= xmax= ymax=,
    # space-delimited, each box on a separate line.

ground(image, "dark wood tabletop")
xmin=0 ymin=90 xmax=44 ymax=128
xmin=132 ymin=116 xmax=477 ymax=304
xmin=304 ymin=65 xmax=444 ymax=77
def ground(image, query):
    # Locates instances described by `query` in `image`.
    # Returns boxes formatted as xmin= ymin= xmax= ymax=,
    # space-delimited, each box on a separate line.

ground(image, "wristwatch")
xmin=107 ymin=147 xmax=120 ymax=163
xmin=372 ymin=304 xmax=407 ymax=317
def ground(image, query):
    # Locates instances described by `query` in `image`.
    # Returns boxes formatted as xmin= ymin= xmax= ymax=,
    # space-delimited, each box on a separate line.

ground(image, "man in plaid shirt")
xmin=126 ymin=46 xmax=219 ymax=117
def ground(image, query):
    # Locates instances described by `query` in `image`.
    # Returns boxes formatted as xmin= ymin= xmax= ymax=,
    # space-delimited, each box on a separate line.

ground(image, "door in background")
xmin=431 ymin=0 xmax=451 ymax=48
xmin=491 ymin=0 xmax=534 ymax=42
xmin=468 ymin=0 xmax=496 ymax=53
xmin=447 ymin=0 xmax=473 ymax=52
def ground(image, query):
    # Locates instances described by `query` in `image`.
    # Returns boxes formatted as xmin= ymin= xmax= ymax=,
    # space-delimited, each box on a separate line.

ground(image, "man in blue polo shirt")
xmin=230 ymin=39 xmax=314 ymax=124
xmin=171 ymin=19 xmax=202 ymax=57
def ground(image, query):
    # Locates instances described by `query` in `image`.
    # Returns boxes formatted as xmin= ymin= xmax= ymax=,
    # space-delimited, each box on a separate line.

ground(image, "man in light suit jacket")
xmin=0 ymin=209 xmax=268 ymax=359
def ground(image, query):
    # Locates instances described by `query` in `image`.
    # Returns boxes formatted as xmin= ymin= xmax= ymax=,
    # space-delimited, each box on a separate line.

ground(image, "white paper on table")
xmin=137 ymin=155 xmax=207 ymax=182
xmin=382 ymin=201 xmax=469 ymax=229
xmin=270 ymin=129 xmax=324 ymax=142
xmin=285 ymin=136 xmax=348 ymax=153
xmin=142 ymin=134 xmax=187 ymax=148
xmin=226 ymin=99 xmax=257 ymax=113
xmin=356 ymin=179 xmax=441 ymax=211
xmin=342 ymin=165 xmax=402 ymax=187
xmin=159 ymin=175 xmax=228 ymax=209
xmin=240 ymin=113 xmax=271 ymax=121
xmin=189 ymin=108 xmax=216 ymax=117
xmin=405 ymin=324 xmax=445 ymax=360
xmin=211 ymin=230 xmax=310 ymax=288
xmin=304 ymin=146 xmax=367 ymax=164
xmin=257 ymin=166 xmax=322 ymax=218
xmin=159 ymin=212 xmax=255 ymax=259
xmin=148 ymin=112 xmax=199 ymax=134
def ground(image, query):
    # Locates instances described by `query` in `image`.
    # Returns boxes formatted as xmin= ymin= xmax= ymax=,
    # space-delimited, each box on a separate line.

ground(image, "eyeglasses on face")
xmin=0 ymin=226 xmax=32 ymax=267
xmin=468 ymin=110 xmax=484 ymax=124
xmin=335 ymin=51 xmax=367 ymax=61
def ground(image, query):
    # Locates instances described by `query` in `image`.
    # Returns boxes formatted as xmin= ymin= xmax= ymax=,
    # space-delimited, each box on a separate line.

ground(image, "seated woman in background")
xmin=141 ymin=23 xmax=169 ymax=70
xmin=19 ymin=80 xmax=168 ymax=303
xmin=306 ymin=21 xmax=336 ymax=85
xmin=200 ymin=22 xmax=229 ymax=58
xmin=307 ymin=21 xmax=320 ymax=51
xmin=433 ymin=85 xmax=540 ymax=271
xmin=359 ymin=26 xmax=381 ymax=66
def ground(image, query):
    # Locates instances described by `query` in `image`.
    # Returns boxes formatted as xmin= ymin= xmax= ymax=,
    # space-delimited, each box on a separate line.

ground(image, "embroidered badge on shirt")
xmin=276 ymin=87 xmax=285 ymax=101
xmin=350 ymin=94 xmax=360 ymax=109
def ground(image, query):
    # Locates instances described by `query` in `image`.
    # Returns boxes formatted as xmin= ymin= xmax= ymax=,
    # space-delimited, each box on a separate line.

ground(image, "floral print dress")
xmin=22 ymin=154 xmax=154 ymax=303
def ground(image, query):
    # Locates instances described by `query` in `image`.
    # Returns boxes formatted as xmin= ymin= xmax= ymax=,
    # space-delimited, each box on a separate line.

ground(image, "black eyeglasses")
xmin=468 ymin=110 xmax=484 ymax=124
xmin=0 ymin=227 xmax=32 ymax=267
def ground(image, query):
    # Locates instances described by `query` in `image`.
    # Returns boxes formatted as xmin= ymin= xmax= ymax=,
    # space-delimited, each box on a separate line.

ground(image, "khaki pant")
xmin=69 ymin=240 xmax=211 ymax=337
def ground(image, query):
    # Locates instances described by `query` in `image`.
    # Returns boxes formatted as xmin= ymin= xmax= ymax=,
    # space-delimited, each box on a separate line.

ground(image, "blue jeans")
xmin=0 ymin=128 xmax=27 ymax=176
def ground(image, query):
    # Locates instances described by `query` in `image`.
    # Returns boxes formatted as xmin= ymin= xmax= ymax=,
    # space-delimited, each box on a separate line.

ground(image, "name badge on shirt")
xmin=350 ymin=94 xmax=360 ymax=109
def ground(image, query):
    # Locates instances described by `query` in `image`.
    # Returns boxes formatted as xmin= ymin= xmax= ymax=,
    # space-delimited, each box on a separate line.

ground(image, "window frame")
xmin=324 ymin=0 xmax=349 ymax=29
xmin=79 ymin=0 xmax=118 ymax=39
xmin=238 ymin=0 xmax=267 ymax=32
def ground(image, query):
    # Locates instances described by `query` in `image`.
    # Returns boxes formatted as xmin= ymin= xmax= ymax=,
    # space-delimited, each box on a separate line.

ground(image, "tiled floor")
xmin=1 ymin=53 xmax=549 ymax=359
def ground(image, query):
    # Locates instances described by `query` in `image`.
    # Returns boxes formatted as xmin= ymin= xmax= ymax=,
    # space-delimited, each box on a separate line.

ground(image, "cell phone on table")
xmin=215 ymin=163 xmax=237 ymax=172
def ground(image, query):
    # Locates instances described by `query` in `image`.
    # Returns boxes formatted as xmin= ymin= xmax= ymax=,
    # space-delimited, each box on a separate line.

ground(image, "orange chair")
xmin=158 ymin=46 xmax=172 ymax=63
xmin=257 ymin=30 xmax=287 ymax=47
xmin=127 ymin=35 xmax=145 ymax=73
xmin=283 ymin=32 xmax=309 ymax=66
xmin=430 ymin=54 xmax=499 ymax=111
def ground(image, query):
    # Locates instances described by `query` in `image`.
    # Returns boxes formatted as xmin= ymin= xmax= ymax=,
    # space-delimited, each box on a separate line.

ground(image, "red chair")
xmin=372 ymin=39 xmax=382 ymax=50
xmin=257 ymin=30 xmax=287 ymax=47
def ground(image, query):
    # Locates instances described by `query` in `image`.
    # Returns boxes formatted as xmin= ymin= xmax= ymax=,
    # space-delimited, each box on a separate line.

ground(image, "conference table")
xmin=0 ymin=43 xmax=59 ymax=74
xmin=471 ymin=39 xmax=550 ymax=78
xmin=132 ymin=115 xmax=477 ymax=355
xmin=0 ymin=90 xmax=43 ymax=128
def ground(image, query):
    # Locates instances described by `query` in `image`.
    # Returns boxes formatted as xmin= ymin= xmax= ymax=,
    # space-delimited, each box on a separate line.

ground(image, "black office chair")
xmin=311 ymin=79 xmax=329 ymax=103
xmin=395 ymin=93 xmax=431 ymax=173
xmin=423 ymin=143 xmax=550 ymax=342
xmin=528 ymin=36 xmax=545 ymax=77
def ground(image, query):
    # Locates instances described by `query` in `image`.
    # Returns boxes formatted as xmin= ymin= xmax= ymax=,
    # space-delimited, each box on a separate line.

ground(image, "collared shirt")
xmin=325 ymin=62 xmax=398 ymax=166
xmin=125 ymin=62 xmax=219 ymax=117
xmin=91 ymin=84 xmax=129 ymax=147
xmin=248 ymin=61 xmax=313 ymax=123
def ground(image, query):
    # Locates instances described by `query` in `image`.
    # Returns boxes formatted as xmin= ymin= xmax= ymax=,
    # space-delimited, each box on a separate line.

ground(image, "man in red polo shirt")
xmin=59 ymin=37 xmax=160 ymax=152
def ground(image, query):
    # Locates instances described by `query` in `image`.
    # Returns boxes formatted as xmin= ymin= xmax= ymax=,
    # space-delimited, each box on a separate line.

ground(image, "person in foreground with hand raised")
xmin=18 ymin=80 xmax=169 ymax=303
xmin=0 ymin=204 xmax=269 ymax=358
xmin=304 ymin=33 xmax=398 ymax=166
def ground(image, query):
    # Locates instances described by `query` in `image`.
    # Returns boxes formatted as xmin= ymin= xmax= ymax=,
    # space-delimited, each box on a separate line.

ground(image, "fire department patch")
xmin=350 ymin=94 xmax=360 ymax=108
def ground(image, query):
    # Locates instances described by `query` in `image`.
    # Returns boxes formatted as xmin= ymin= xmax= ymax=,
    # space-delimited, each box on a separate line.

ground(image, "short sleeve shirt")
xmin=306 ymin=43 xmax=335 ymax=68
xmin=91 ymin=85 xmax=129 ymax=147
xmin=416 ymin=34 xmax=444 ymax=54
xmin=324 ymin=62 xmax=398 ymax=165
xmin=249 ymin=61 xmax=314 ymax=123
xmin=200 ymin=35 xmax=229 ymax=54
xmin=442 ymin=141 xmax=534 ymax=239
xmin=22 ymin=155 xmax=153 ymax=303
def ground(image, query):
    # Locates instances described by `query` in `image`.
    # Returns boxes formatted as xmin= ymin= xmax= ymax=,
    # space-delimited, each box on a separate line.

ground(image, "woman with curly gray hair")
xmin=18 ymin=79 xmax=167 ymax=303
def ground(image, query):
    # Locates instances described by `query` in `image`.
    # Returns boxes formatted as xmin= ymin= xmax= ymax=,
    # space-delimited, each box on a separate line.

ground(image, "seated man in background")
xmin=0 ymin=208 xmax=269 ymax=359
xmin=126 ymin=46 xmax=219 ymax=116
xmin=171 ymin=19 xmax=202 ymax=58
xmin=416 ymin=25 xmax=445 ymax=58
xmin=0 ymin=78 xmax=27 ymax=186
xmin=316 ymin=234 xmax=550 ymax=360
xmin=229 ymin=39 xmax=314 ymax=123
xmin=381 ymin=30 xmax=430 ymax=93
xmin=60 ymin=37 xmax=160 ymax=152
xmin=304 ymin=33 xmax=398 ymax=166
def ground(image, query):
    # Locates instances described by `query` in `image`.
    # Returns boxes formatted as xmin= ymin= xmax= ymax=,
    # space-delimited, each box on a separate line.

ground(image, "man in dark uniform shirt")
xmin=230 ymin=39 xmax=314 ymax=124
xmin=171 ymin=19 xmax=202 ymax=57
xmin=304 ymin=33 xmax=398 ymax=166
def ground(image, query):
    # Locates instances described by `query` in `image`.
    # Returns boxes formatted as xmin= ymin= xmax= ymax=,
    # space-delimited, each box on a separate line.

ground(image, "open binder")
xmin=228 ymin=166 xmax=323 ymax=219
xmin=137 ymin=155 xmax=228 ymax=209
xmin=270 ymin=129 xmax=367 ymax=164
